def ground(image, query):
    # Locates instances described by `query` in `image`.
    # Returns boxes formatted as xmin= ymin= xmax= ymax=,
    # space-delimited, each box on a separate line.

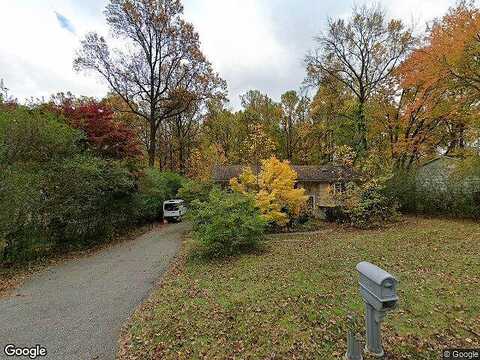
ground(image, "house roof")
xmin=212 ymin=165 xmax=356 ymax=183
xmin=419 ymin=155 xmax=463 ymax=167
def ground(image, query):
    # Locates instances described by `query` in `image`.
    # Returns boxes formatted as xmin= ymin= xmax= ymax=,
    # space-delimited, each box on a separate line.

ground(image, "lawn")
xmin=119 ymin=217 xmax=480 ymax=359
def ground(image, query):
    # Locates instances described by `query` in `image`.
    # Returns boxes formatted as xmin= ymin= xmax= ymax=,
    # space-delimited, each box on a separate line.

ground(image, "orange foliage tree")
xmin=369 ymin=1 xmax=480 ymax=168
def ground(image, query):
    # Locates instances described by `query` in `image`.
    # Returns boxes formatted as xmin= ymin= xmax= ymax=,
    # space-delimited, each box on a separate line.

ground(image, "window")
xmin=164 ymin=204 xmax=179 ymax=211
xmin=333 ymin=182 xmax=347 ymax=195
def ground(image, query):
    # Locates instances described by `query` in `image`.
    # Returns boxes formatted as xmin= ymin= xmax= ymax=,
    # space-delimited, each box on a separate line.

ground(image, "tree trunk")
xmin=355 ymin=101 xmax=368 ymax=157
xmin=148 ymin=120 xmax=157 ymax=167
xmin=178 ymin=138 xmax=185 ymax=174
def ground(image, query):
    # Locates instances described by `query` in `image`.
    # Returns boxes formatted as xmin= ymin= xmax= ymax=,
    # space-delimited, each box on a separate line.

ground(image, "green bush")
xmin=188 ymin=189 xmax=266 ymax=258
xmin=0 ymin=107 xmax=83 ymax=165
xmin=385 ymin=169 xmax=418 ymax=213
xmin=136 ymin=170 xmax=186 ymax=222
xmin=43 ymin=155 xmax=137 ymax=244
xmin=0 ymin=155 xmax=137 ymax=263
xmin=333 ymin=179 xmax=399 ymax=229
xmin=0 ymin=107 xmax=139 ymax=263
xmin=177 ymin=180 xmax=217 ymax=205
xmin=386 ymin=160 xmax=480 ymax=219
xmin=0 ymin=163 xmax=46 ymax=261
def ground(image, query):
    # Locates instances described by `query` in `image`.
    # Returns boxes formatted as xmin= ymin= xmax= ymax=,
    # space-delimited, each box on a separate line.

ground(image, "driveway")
xmin=0 ymin=223 xmax=188 ymax=360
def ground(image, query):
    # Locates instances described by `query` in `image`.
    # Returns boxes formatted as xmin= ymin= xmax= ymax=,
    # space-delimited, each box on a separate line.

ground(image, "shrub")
xmin=42 ymin=155 xmax=138 ymax=244
xmin=0 ymin=163 xmax=46 ymax=261
xmin=177 ymin=180 xmax=217 ymax=205
xmin=188 ymin=189 xmax=266 ymax=258
xmin=385 ymin=169 xmax=418 ymax=213
xmin=333 ymin=178 xmax=399 ymax=229
xmin=0 ymin=107 xmax=83 ymax=165
xmin=0 ymin=155 xmax=137 ymax=263
xmin=0 ymin=107 xmax=139 ymax=263
xmin=386 ymin=158 xmax=480 ymax=219
xmin=136 ymin=170 xmax=186 ymax=222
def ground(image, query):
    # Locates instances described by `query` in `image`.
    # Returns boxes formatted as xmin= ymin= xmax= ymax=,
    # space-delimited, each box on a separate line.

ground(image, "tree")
xmin=308 ymin=77 xmax=358 ymax=164
xmin=187 ymin=143 xmax=225 ymax=181
xmin=230 ymin=157 xmax=308 ymax=227
xmin=202 ymin=101 xmax=242 ymax=163
xmin=367 ymin=2 xmax=480 ymax=169
xmin=74 ymin=0 xmax=225 ymax=167
xmin=157 ymin=105 xmax=201 ymax=173
xmin=368 ymin=69 xmax=463 ymax=169
xmin=103 ymin=93 xmax=148 ymax=144
xmin=388 ymin=1 xmax=480 ymax=159
xmin=0 ymin=79 xmax=8 ymax=103
xmin=305 ymin=5 xmax=415 ymax=155
xmin=279 ymin=90 xmax=310 ymax=161
xmin=59 ymin=100 xmax=143 ymax=160
xmin=239 ymin=123 xmax=276 ymax=167
xmin=0 ymin=79 xmax=16 ymax=110
xmin=239 ymin=90 xmax=282 ymax=143
xmin=424 ymin=1 xmax=480 ymax=100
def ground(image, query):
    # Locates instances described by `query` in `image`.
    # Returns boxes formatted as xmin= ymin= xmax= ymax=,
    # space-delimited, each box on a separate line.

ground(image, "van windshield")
xmin=164 ymin=204 xmax=179 ymax=211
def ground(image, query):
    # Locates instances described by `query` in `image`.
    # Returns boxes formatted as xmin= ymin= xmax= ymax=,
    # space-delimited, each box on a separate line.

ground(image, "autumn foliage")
xmin=230 ymin=157 xmax=308 ymax=226
xmin=60 ymin=101 xmax=143 ymax=160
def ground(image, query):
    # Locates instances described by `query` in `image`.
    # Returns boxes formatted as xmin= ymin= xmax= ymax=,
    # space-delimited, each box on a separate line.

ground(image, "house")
xmin=416 ymin=155 xmax=480 ymax=193
xmin=212 ymin=165 xmax=356 ymax=217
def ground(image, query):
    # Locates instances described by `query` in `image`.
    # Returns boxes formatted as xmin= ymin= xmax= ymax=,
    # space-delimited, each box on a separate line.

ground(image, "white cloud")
xmin=0 ymin=0 xmax=108 ymax=102
xmin=183 ymin=0 xmax=290 ymax=107
xmin=0 ymin=0 xmax=458 ymax=107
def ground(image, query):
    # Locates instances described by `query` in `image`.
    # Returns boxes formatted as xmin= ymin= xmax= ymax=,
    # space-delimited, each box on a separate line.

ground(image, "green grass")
xmin=119 ymin=217 xmax=480 ymax=359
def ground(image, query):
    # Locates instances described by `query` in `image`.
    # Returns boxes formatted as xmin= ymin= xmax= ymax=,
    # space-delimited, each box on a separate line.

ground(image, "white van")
xmin=163 ymin=199 xmax=187 ymax=222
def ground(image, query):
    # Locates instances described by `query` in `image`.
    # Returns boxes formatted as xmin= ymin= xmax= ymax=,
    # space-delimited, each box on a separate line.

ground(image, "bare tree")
xmin=74 ymin=0 xmax=226 ymax=166
xmin=305 ymin=5 xmax=415 ymax=155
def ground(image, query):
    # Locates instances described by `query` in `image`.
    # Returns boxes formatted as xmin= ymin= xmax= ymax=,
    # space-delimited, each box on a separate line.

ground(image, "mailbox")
xmin=356 ymin=262 xmax=399 ymax=358
xmin=356 ymin=262 xmax=398 ymax=311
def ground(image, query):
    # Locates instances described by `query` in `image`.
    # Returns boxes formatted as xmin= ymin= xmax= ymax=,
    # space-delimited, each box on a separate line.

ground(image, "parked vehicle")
xmin=163 ymin=199 xmax=187 ymax=222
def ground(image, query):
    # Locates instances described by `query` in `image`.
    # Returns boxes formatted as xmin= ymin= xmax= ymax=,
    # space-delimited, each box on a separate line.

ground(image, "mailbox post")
xmin=356 ymin=262 xmax=398 ymax=358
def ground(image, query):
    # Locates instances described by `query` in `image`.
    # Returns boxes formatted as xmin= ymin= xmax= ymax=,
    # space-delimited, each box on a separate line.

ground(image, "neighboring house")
xmin=212 ymin=165 xmax=356 ymax=218
xmin=416 ymin=156 xmax=480 ymax=193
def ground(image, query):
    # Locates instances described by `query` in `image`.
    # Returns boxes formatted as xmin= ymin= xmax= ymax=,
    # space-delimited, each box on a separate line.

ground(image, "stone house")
xmin=212 ymin=165 xmax=356 ymax=217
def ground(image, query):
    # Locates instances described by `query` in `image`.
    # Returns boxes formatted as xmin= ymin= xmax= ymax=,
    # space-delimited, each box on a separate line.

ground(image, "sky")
xmin=0 ymin=0 xmax=457 ymax=109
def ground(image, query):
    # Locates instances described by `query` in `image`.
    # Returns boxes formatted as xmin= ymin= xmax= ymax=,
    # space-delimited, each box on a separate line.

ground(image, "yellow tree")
xmin=240 ymin=123 xmax=276 ymax=167
xmin=187 ymin=143 xmax=225 ymax=181
xmin=230 ymin=157 xmax=308 ymax=227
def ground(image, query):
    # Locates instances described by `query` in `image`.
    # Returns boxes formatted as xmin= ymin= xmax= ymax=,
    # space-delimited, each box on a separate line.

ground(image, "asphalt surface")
xmin=0 ymin=223 xmax=188 ymax=360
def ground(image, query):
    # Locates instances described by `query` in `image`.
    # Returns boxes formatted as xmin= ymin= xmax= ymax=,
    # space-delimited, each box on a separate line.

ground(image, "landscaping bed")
xmin=119 ymin=217 xmax=480 ymax=359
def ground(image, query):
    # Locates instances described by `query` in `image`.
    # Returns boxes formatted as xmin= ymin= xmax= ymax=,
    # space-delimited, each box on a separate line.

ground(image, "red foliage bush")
xmin=60 ymin=101 xmax=142 ymax=160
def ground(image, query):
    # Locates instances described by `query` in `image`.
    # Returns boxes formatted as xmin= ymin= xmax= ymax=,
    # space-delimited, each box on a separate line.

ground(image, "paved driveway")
xmin=0 ymin=223 xmax=188 ymax=360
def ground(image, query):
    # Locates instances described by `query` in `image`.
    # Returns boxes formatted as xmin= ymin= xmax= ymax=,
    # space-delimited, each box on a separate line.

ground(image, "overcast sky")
xmin=0 ymin=0 xmax=457 ymax=109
